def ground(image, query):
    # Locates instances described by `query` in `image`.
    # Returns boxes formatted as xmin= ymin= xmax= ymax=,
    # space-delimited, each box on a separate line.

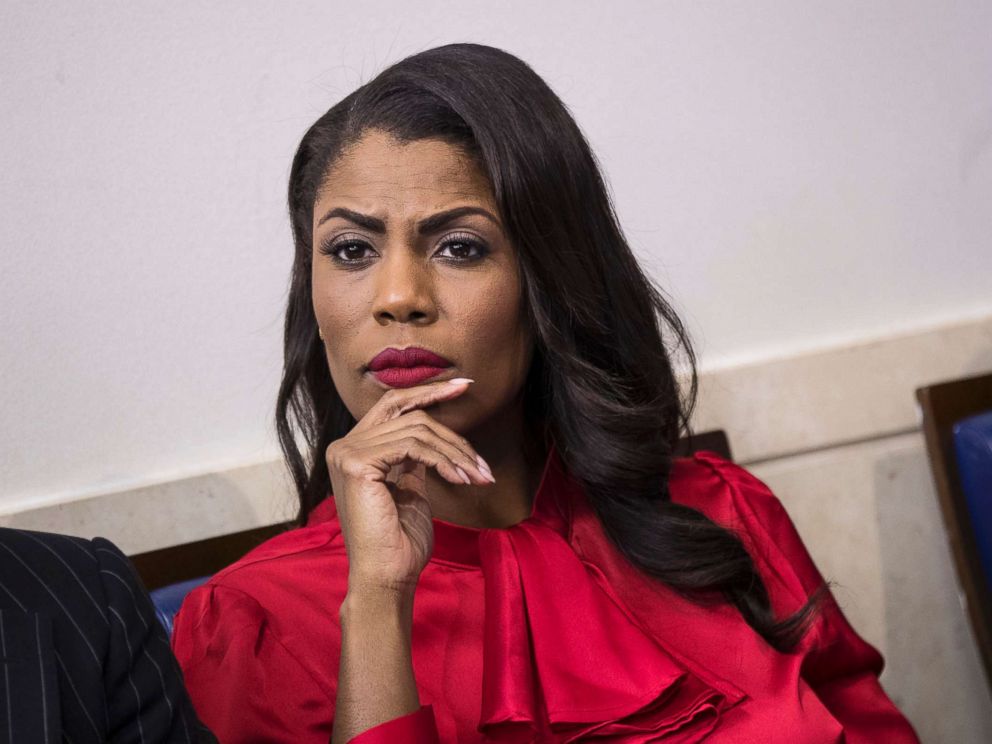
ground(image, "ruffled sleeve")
xmin=171 ymin=583 xmax=334 ymax=744
xmin=346 ymin=705 xmax=440 ymax=743
xmin=696 ymin=453 xmax=921 ymax=743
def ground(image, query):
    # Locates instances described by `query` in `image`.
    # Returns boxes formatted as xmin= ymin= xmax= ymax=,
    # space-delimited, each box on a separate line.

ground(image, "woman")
xmin=172 ymin=43 xmax=919 ymax=743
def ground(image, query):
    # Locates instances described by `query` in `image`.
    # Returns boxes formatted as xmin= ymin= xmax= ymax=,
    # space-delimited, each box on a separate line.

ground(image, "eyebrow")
xmin=316 ymin=205 xmax=500 ymax=234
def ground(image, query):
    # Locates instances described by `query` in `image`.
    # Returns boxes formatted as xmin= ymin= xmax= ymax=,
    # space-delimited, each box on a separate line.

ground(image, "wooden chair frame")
xmin=916 ymin=372 xmax=992 ymax=689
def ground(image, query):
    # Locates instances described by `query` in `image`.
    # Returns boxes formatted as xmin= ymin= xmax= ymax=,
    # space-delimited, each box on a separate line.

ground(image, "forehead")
xmin=315 ymin=130 xmax=495 ymax=214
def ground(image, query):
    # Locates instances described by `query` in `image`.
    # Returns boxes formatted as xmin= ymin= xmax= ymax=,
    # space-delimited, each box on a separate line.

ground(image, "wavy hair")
xmin=277 ymin=43 xmax=824 ymax=652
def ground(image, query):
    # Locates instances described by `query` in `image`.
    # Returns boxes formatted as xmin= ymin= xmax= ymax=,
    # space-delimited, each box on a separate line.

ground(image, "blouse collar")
xmin=308 ymin=444 xmax=741 ymax=736
xmin=307 ymin=440 xmax=576 ymax=568
xmin=431 ymin=440 xmax=573 ymax=567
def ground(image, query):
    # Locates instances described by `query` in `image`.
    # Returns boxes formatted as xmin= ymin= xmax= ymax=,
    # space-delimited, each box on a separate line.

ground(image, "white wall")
xmin=2 ymin=0 xmax=991 ymax=511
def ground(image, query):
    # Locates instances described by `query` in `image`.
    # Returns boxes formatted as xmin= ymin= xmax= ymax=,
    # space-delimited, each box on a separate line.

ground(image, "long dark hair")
xmin=277 ymin=43 xmax=824 ymax=652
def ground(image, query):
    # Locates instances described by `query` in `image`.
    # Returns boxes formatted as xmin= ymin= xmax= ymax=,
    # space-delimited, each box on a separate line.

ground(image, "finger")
xmin=386 ymin=461 xmax=432 ymax=531
xmin=388 ymin=459 xmax=427 ymax=496
xmin=365 ymin=425 xmax=492 ymax=486
xmin=355 ymin=378 xmax=474 ymax=431
xmin=361 ymin=410 xmax=494 ymax=483
xmin=359 ymin=432 xmax=484 ymax=488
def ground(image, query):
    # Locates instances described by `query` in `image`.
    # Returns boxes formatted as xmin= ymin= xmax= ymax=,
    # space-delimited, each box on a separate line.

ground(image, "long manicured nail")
xmin=449 ymin=378 xmax=474 ymax=385
xmin=454 ymin=465 xmax=472 ymax=485
xmin=476 ymin=455 xmax=495 ymax=482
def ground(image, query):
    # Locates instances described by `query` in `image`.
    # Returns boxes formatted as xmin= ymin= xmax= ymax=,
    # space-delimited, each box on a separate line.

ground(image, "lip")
xmin=367 ymin=346 xmax=455 ymax=389
xmin=368 ymin=346 xmax=453 ymax=371
xmin=371 ymin=367 xmax=452 ymax=388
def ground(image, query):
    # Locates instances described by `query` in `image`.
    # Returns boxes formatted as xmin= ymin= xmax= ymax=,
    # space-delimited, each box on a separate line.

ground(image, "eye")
xmin=319 ymin=238 xmax=377 ymax=266
xmin=436 ymin=233 xmax=489 ymax=263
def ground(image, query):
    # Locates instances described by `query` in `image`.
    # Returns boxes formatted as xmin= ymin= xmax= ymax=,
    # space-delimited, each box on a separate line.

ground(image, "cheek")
xmin=313 ymin=273 xmax=369 ymax=412
xmin=444 ymin=271 xmax=532 ymax=384
xmin=314 ymin=275 xmax=364 ymax=352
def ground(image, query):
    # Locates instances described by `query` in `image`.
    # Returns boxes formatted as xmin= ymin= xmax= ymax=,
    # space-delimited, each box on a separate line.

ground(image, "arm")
xmin=171 ymin=581 xmax=439 ymax=744
xmin=333 ymin=589 xmax=439 ymax=744
xmin=321 ymin=379 xmax=488 ymax=743
xmin=172 ymin=583 xmax=333 ymax=744
xmin=93 ymin=537 xmax=209 ymax=744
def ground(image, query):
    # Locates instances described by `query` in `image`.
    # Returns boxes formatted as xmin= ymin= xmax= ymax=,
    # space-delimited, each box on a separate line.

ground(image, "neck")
xmin=424 ymin=396 xmax=547 ymax=529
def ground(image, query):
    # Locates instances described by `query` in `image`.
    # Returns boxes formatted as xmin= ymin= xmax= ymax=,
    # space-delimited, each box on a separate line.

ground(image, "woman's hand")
xmin=325 ymin=377 xmax=495 ymax=599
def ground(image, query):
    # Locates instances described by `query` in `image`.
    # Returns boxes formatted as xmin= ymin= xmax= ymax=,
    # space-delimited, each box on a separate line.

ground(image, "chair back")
xmin=674 ymin=429 xmax=733 ymax=461
xmin=132 ymin=522 xmax=291 ymax=634
xmin=917 ymin=372 xmax=992 ymax=689
xmin=149 ymin=576 xmax=211 ymax=637
xmin=953 ymin=411 xmax=992 ymax=593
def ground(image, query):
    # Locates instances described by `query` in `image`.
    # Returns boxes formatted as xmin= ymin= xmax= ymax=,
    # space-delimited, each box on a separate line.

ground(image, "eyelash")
xmin=318 ymin=233 xmax=489 ymax=268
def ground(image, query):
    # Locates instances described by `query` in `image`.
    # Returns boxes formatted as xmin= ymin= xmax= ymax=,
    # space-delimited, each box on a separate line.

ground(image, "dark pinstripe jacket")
xmin=0 ymin=528 xmax=215 ymax=743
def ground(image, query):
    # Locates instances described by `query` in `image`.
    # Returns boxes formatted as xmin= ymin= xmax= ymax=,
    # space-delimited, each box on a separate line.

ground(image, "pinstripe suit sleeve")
xmin=93 ymin=538 xmax=204 ymax=744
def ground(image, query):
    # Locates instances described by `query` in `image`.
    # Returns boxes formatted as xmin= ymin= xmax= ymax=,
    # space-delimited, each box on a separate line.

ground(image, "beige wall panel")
xmin=874 ymin=443 xmax=992 ymax=744
xmin=692 ymin=314 xmax=992 ymax=463
xmin=0 ymin=459 xmax=296 ymax=555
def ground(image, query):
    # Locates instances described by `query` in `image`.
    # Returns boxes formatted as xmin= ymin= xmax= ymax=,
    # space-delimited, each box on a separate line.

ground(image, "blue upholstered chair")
xmin=953 ymin=410 xmax=992 ymax=593
xmin=130 ymin=521 xmax=292 ymax=636
xmin=149 ymin=576 xmax=211 ymax=637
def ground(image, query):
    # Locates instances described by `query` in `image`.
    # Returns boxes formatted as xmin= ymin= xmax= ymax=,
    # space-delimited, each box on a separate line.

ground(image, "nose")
xmin=372 ymin=246 xmax=438 ymax=326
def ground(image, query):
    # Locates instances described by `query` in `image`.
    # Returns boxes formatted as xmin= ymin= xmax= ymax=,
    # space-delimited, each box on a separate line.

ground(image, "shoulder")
xmin=208 ymin=519 xmax=345 ymax=590
xmin=668 ymin=451 xmax=789 ymax=533
xmin=0 ymin=527 xmax=106 ymax=612
xmin=1 ymin=527 xmax=175 ymax=641
xmin=667 ymin=451 xmax=822 ymax=609
xmin=0 ymin=529 xmax=111 ymax=659
xmin=174 ymin=520 xmax=347 ymax=634
xmin=0 ymin=526 xmax=100 ymax=573
xmin=88 ymin=535 xmax=158 ymax=621
xmin=0 ymin=527 xmax=146 ymax=590
xmin=5 ymin=529 xmax=165 ymax=644
xmin=172 ymin=523 xmax=345 ymax=705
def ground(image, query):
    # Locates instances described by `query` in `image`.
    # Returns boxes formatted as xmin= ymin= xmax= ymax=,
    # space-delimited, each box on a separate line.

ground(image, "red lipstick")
xmin=367 ymin=347 xmax=454 ymax=388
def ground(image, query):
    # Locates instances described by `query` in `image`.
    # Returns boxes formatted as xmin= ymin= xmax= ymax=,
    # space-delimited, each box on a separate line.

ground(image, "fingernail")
xmin=449 ymin=378 xmax=475 ymax=385
xmin=476 ymin=455 xmax=495 ymax=481
xmin=454 ymin=465 xmax=472 ymax=485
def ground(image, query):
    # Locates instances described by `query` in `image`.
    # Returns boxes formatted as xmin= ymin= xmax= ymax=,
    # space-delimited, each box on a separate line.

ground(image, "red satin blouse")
xmin=171 ymin=445 xmax=919 ymax=743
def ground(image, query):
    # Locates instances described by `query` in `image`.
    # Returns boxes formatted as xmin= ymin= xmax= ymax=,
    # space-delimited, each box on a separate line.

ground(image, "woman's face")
xmin=311 ymin=129 xmax=534 ymax=436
